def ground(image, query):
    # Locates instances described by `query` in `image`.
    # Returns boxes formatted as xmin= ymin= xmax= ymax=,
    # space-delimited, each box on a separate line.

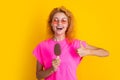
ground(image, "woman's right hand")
xmin=52 ymin=56 xmax=61 ymax=71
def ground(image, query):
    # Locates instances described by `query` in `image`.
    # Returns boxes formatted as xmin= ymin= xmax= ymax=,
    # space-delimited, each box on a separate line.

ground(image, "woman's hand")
xmin=76 ymin=41 xmax=109 ymax=57
xmin=76 ymin=43 xmax=90 ymax=57
xmin=52 ymin=56 xmax=61 ymax=71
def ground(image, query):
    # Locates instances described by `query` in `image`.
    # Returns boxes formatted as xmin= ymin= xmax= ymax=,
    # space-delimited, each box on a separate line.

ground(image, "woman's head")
xmin=47 ymin=6 xmax=75 ymax=39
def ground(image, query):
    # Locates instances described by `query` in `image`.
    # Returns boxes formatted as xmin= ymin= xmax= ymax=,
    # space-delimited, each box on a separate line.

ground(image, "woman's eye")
xmin=53 ymin=19 xmax=58 ymax=24
xmin=52 ymin=18 xmax=68 ymax=24
xmin=61 ymin=19 xmax=67 ymax=24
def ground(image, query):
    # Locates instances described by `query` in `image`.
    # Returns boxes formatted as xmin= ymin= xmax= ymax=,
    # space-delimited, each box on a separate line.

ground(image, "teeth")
xmin=57 ymin=27 xmax=63 ymax=30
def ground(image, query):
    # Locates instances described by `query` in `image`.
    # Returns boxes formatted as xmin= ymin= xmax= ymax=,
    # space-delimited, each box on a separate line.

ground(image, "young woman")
xmin=33 ymin=6 xmax=109 ymax=80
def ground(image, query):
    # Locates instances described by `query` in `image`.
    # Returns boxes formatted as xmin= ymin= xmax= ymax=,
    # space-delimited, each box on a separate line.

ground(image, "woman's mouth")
xmin=56 ymin=27 xmax=64 ymax=30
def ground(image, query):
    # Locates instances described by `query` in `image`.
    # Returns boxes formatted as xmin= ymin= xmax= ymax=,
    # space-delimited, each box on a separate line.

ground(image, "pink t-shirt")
xmin=33 ymin=38 xmax=86 ymax=80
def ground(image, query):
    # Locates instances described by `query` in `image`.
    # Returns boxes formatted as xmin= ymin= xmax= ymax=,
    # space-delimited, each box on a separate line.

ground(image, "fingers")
xmin=52 ymin=57 xmax=61 ymax=65
xmin=53 ymin=58 xmax=61 ymax=65
xmin=76 ymin=41 xmax=87 ymax=57
xmin=76 ymin=41 xmax=85 ymax=52
xmin=52 ymin=57 xmax=61 ymax=71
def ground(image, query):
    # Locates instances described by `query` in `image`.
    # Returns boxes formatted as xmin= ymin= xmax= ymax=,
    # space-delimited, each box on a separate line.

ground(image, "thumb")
xmin=80 ymin=41 xmax=85 ymax=48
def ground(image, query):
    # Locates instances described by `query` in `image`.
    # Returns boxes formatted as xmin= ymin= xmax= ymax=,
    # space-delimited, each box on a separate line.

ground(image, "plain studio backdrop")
xmin=0 ymin=0 xmax=120 ymax=80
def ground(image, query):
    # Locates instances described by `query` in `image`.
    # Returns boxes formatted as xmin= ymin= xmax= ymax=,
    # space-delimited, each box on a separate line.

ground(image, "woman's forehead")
xmin=53 ymin=12 xmax=68 ymax=19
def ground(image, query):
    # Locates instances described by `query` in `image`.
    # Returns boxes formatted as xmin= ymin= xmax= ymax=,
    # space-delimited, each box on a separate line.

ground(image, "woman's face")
xmin=51 ymin=12 xmax=69 ymax=36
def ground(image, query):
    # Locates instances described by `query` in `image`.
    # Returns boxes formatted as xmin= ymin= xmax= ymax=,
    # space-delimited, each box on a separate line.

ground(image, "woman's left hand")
xmin=76 ymin=42 xmax=109 ymax=57
xmin=76 ymin=43 xmax=90 ymax=57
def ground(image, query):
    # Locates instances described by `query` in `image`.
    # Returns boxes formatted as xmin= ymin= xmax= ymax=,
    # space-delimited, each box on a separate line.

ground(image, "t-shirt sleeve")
xmin=33 ymin=44 xmax=44 ymax=66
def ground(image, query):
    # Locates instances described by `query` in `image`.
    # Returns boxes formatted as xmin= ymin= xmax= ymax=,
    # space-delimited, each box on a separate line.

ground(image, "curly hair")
xmin=47 ymin=6 xmax=75 ymax=41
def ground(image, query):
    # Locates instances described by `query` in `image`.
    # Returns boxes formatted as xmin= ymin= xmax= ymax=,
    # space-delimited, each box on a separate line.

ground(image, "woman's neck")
xmin=53 ymin=34 xmax=65 ymax=41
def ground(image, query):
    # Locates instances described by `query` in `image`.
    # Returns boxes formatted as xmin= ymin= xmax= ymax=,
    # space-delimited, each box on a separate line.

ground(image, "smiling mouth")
xmin=56 ymin=27 xmax=64 ymax=30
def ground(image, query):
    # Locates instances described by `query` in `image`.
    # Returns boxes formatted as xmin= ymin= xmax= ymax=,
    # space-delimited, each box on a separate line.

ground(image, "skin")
xmin=36 ymin=12 xmax=109 ymax=80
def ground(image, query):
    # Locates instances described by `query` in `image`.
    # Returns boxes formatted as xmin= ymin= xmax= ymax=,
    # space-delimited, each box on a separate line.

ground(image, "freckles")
xmin=61 ymin=22 xmax=66 ymax=24
xmin=51 ymin=22 xmax=57 ymax=27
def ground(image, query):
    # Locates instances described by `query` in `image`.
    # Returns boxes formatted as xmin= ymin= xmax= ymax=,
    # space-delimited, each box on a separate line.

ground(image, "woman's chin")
xmin=55 ymin=31 xmax=65 ymax=36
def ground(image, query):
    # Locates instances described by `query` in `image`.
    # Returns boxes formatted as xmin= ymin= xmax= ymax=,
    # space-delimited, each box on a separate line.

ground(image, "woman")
xmin=33 ymin=6 xmax=109 ymax=80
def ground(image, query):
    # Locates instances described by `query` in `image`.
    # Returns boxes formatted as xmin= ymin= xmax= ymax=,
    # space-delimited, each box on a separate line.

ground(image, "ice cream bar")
xmin=54 ymin=43 xmax=61 ymax=56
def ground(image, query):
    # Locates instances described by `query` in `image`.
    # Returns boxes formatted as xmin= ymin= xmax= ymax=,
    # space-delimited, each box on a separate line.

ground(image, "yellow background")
xmin=0 ymin=0 xmax=120 ymax=80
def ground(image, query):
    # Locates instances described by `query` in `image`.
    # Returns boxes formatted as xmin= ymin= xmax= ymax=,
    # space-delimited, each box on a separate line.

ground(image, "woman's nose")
xmin=58 ymin=21 xmax=62 ymax=25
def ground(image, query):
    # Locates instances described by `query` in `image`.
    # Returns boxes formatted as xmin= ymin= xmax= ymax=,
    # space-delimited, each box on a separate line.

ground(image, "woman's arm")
xmin=85 ymin=44 xmax=109 ymax=57
xmin=77 ymin=42 xmax=109 ymax=57
xmin=36 ymin=57 xmax=61 ymax=80
xmin=36 ymin=61 xmax=54 ymax=80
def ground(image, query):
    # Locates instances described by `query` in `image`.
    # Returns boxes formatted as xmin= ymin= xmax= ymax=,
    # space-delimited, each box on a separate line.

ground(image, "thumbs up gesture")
xmin=76 ymin=41 xmax=90 ymax=57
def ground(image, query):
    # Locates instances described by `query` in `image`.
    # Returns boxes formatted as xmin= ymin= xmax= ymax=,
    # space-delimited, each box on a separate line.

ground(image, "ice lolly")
xmin=54 ymin=43 xmax=61 ymax=58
